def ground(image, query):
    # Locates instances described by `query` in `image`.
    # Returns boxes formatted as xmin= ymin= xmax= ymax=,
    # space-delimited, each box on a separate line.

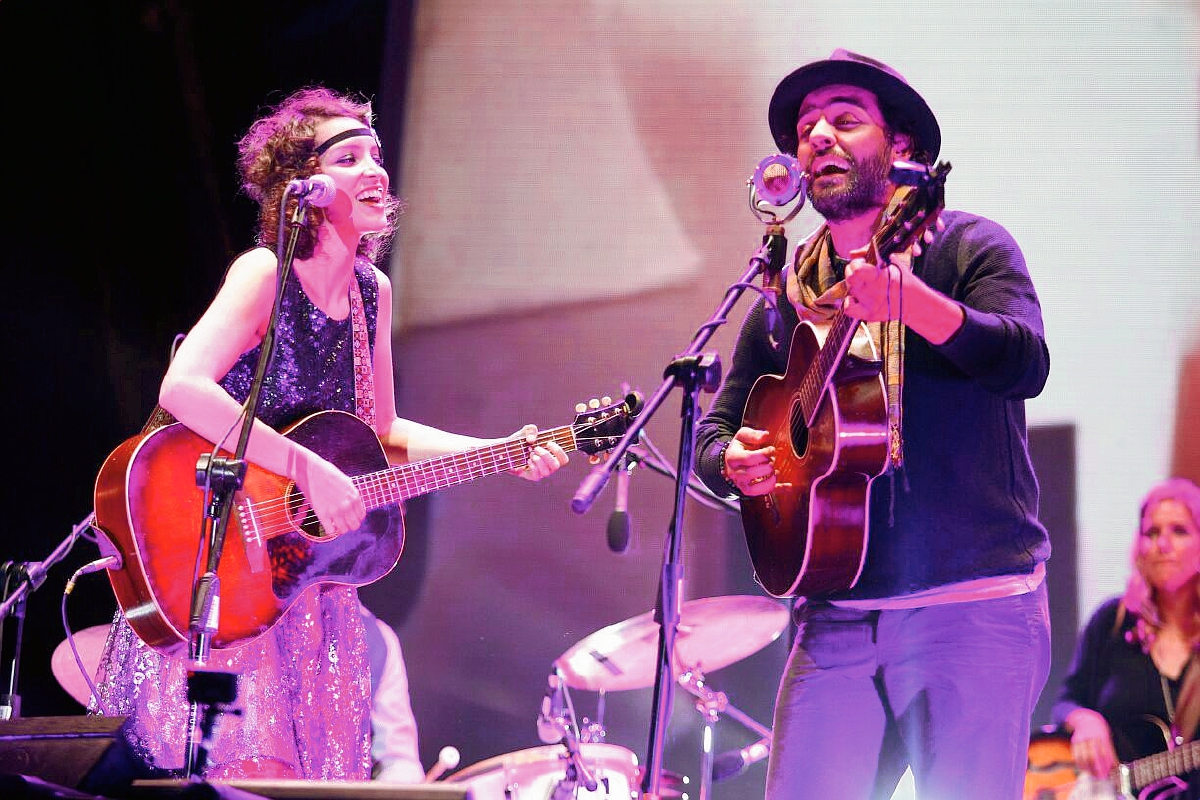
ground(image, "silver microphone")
xmin=286 ymin=174 xmax=337 ymax=207
xmin=751 ymin=154 xmax=808 ymax=207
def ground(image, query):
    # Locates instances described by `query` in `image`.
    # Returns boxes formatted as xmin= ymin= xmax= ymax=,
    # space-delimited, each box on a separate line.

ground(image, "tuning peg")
xmin=601 ymin=396 xmax=612 ymax=406
xmin=575 ymin=402 xmax=588 ymax=414
xmin=588 ymin=398 xmax=601 ymax=410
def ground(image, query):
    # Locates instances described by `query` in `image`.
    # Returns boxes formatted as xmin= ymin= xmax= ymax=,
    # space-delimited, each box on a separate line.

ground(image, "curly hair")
xmin=1122 ymin=477 xmax=1200 ymax=651
xmin=236 ymin=85 xmax=403 ymax=262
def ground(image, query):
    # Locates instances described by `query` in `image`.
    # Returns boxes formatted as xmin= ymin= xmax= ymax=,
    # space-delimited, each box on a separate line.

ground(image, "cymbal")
xmin=51 ymin=624 xmax=111 ymax=706
xmin=554 ymin=595 xmax=790 ymax=692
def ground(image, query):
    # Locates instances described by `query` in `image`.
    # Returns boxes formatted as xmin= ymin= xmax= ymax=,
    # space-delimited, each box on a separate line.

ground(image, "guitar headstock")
xmin=872 ymin=160 xmax=952 ymax=263
xmin=572 ymin=391 xmax=644 ymax=456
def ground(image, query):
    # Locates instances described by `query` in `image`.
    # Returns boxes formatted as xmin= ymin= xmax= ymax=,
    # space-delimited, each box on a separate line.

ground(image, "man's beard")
xmin=810 ymin=145 xmax=892 ymax=222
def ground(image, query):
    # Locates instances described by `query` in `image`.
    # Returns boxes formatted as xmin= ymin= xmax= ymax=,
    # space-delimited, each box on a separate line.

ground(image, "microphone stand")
xmin=571 ymin=216 xmax=791 ymax=800
xmin=0 ymin=513 xmax=97 ymax=720
xmin=182 ymin=190 xmax=313 ymax=778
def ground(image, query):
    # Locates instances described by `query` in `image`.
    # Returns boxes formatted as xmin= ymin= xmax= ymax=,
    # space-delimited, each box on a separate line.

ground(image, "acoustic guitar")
xmin=739 ymin=161 xmax=951 ymax=598
xmin=93 ymin=395 xmax=639 ymax=655
xmin=1024 ymin=728 xmax=1197 ymax=800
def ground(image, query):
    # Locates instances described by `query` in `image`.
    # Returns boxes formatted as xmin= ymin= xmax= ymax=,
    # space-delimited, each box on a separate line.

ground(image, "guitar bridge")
xmin=236 ymin=493 xmax=267 ymax=574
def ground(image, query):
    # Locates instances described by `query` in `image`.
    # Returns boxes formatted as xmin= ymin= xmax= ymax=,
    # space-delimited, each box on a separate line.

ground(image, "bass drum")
xmin=444 ymin=743 xmax=639 ymax=799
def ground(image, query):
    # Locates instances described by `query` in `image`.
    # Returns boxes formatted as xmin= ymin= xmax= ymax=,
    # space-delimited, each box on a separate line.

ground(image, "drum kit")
xmin=443 ymin=594 xmax=789 ymax=800
xmin=52 ymin=595 xmax=789 ymax=799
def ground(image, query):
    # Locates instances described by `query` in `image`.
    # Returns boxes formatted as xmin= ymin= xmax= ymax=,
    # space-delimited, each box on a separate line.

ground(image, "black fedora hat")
xmin=768 ymin=49 xmax=940 ymax=161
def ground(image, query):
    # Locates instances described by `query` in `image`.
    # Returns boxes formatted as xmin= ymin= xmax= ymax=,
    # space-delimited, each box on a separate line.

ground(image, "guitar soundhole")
xmin=285 ymin=485 xmax=332 ymax=539
xmin=788 ymin=400 xmax=809 ymax=457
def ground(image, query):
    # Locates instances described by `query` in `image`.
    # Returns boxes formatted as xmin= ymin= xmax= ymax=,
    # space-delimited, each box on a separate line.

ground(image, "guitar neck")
xmin=1128 ymin=737 xmax=1200 ymax=792
xmin=793 ymin=165 xmax=948 ymax=428
xmin=797 ymin=311 xmax=860 ymax=426
xmin=355 ymin=426 xmax=579 ymax=508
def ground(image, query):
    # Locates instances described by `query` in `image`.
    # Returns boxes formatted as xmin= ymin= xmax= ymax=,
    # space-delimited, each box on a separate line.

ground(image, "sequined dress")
xmin=92 ymin=259 xmax=381 ymax=780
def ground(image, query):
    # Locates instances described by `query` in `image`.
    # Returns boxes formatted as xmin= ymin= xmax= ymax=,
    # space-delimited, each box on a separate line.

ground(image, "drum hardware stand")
xmin=536 ymin=670 xmax=601 ymax=796
xmin=578 ymin=689 xmax=608 ymax=744
xmin=570 ymin=158 xmax=803 ymax=799
xmin=551 ymin=733 xmax=600 ymax=800
xmin=677 ymin=667 xmax=772 ymax=800
xmin=183 ymin=189 xmax=316 ymax=778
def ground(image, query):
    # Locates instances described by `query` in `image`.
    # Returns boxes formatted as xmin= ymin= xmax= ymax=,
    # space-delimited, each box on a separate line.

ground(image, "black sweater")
xmin=693 ymin=210 xmax=1051 ymax=600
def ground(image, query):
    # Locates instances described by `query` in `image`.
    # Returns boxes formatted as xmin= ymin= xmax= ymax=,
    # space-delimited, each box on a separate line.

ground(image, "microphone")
xmin=606 ymin=457 xmax=633 ymax=554
xmin=286 ymin=174 xmax=337 ymax=207
xmin=712 ymin=736 xmax=771 ymax=782
xmin=751 ymin=154 xmax=808 ymax=207
xmin=423 ymin=745 xmax=460 ymax=782
xmin=536 ymin=673 xmax=569 ymax=744
xmin=64 ymin=555 xmax=122 ymax=595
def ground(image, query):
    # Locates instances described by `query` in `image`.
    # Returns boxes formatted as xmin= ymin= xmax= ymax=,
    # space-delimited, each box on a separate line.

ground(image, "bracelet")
xmin=717 ymin=439 xmax=740 ymax=496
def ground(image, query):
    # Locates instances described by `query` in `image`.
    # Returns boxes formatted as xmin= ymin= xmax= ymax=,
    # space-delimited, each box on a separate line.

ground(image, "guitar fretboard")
xmin=354 ymin=426 xmax=579 ymax=509
xmin=792 ymin=166 xmax=947 ymax=429
xmin=796 ymin=311 xmax=859 ymax=427
xmin=1130 ymin=738 xmax=1200 ymax=791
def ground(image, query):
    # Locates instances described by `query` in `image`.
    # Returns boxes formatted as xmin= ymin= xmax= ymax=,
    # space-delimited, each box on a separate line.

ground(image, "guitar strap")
xmin=1117 ymin=601 xmax=1200 ymax=743
xmin=1172 ymin=652 xmax=1200 ymax=743
xmin=348 ymin=263 xmax=377 ymax=428
xmin=135 ymin=266 xmax=377 ymax=436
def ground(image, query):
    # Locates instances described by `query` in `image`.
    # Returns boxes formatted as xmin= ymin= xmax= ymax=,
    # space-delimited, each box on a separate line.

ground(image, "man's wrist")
xmin=717 ymin=439 xmax=740 ymax=496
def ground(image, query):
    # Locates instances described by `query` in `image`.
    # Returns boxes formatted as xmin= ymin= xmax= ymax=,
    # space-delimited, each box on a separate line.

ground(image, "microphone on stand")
xmin=536 ymin=673 xmax=569 ymax=744
xmin=712 ymin=736 xmax=771 ymax=782
xmin=751 ymin=154 xmax=808 ymax=207
xmin=285 ymin=174 xmax=337 ymax=207
xmin=423 ymin=746 xmax=460 ymax=782
xmin=606 ymin=456 xmax=634 ymax=554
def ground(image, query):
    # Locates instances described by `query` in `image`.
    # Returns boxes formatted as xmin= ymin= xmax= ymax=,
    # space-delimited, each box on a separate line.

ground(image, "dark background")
xmin=0 ymin=0 xmax=404 ymax=716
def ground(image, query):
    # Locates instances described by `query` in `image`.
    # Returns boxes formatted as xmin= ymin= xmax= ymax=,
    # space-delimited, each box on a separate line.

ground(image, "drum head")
xmin=445 ymin=743 xmax=638 ymax=799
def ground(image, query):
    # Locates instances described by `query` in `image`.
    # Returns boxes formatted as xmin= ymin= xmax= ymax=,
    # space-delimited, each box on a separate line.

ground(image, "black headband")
xmin=314 ymin=127 xmax=378 ymax=156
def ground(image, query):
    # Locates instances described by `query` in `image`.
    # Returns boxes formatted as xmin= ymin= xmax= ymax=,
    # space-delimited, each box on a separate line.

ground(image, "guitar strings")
xmin=229 ymin=420 xmax=615 ymax=542
xmin=239 ymin=430 xmax=574 ymax=541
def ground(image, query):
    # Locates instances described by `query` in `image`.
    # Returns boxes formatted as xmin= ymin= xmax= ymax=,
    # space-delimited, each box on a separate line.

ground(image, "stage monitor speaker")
xmin=131 ymin=778 xmax=474 ymax=800
xmin=0 ymin=714 xmax=135 ymax=793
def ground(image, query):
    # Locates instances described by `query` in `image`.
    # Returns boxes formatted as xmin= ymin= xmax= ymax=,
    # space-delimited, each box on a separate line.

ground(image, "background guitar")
xmin=1024 ymin=727 xmax=1197 ymax=800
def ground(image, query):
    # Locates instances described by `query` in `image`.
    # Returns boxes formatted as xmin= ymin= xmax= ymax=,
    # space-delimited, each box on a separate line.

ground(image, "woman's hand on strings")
xmin=510 ymin=424 xmax=570 ymax=481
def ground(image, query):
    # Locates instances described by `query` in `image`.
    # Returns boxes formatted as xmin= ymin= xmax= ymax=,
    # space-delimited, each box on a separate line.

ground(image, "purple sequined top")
xmin=220 ymin=259 xmax=379 ymax=427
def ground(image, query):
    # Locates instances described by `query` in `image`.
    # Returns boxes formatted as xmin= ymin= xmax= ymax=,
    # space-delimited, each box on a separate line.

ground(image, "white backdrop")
xmin=394 ymin=0 xmax=1200 ymax=623
xmin=386 ymin=3 xmax=1200 ymax=796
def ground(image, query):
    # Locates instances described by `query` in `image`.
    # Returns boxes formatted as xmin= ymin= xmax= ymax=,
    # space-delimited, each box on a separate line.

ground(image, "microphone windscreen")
xmin=712 ymin=750 xmax=747 ymax=782
xmin=307 ymin=174 xmax=337 ymax=207
xmin=606 ymin=510 xmax=630 ymax=554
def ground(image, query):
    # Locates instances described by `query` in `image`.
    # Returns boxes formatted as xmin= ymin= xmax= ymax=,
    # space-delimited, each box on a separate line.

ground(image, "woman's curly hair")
xmin=236 ymin=86 xmax=403 ymax=262
xmin=1122 ymin=477 xmax=1200 ymax=651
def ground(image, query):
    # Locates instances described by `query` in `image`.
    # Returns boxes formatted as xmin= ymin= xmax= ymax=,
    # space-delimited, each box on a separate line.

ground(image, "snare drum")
xmin=444 ymin=743 xmax=639 ymax=799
